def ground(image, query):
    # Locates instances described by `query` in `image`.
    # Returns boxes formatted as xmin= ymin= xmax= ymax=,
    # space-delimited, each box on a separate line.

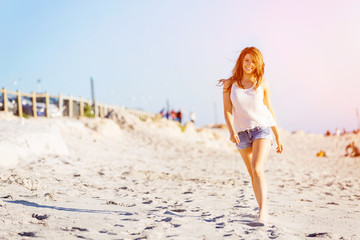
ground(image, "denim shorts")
xmin=235 ymin=126 xmax=273 ymax=150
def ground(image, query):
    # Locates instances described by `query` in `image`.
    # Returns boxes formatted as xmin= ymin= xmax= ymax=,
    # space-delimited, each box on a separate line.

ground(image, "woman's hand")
xmin=217 ymin=77 xmax=233 ymax=87
xmin=217 ymin=78 xmax=227 ymax=87
xmin=275 ymin=137 xmax=283 ymax=153
xmin=230 ymin=132 xmax=240 ymax=145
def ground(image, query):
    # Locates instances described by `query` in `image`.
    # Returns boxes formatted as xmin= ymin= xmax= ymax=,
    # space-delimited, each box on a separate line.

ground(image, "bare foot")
xmin=258 ymin=208 xmax=269 ymax=223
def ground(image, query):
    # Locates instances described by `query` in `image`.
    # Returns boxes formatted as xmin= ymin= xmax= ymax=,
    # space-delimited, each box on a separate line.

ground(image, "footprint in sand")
xmin=182 ymin=191 xmax=193 ymax=194
xmin=71 ymin=227 xmax=89 ymax=232
xmin=153 ymin=216 xmax=172 ymax=223
xmin=32 ymin=213 xmax=50 ymax=220
xmin=106 ymin=200 xmax=136 ymax=208
xmin=144 ymin=226 xmax=155 ymax=230
xmin=172 ymin=223 xmax=181 ymax=228
xmin=149 ymin=208 xmax=161 ymax=213
xmin=237 ymin=194 xmax=245 ymax=199
xmin=234 ymin=200 xmax=250 ymax=209
xmin=201 ymin=212 xmax=211 ymax=217
xmin=306 ymin=232 xmax=330 ymax=238
xmin=99 ymin=230 xmax=117 ymax=235
xmin=18 ymin=232 xmax=36 ymax=237
xmin=204 ymin=218 xmax=216 ymax=223
xmin=267 ymin=225 xmax=280 ymax=239
xmin=164 ymin=210 xmax=184 ymax=217
xmin=216 ymin=222 xmax=225 ymax=229
xmin=121 ymin=218 xmax=139 ymax=222
xmin=142 ymin=200 xmax=153 ymax=204
xmin=223 ymin=233 xmax=233 ymax=237
xmin=1 ymin=195 xmax=13 ymax=200
xmin=190 ymin=208 xmax=201 ymax=212
xmin=166 ymin=235 xmax=179 ymax=238
xmin=156 ymin=206 xmax=168 ymax=210
xmin=234 ymin=205 xmax=250 ymax=209
xmin=204 ymin=214 xmax=225 ymax=223
xmin=170 ymin=209 xmax=186 ymax=213
xmin=244 ymin=222 xmax=264 ymax=227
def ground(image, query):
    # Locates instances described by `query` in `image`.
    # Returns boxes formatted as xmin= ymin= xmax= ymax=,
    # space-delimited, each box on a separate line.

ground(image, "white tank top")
xmin=230 ymin=82 xmax=276 ymax=133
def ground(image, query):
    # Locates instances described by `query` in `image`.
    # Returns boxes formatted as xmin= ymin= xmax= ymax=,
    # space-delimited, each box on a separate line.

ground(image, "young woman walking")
xmin=219 ymin=47 xmax=283 ymax=222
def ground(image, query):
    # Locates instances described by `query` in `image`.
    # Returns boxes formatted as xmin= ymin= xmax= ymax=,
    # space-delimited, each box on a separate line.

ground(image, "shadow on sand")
xmin=5 ymin=200 xmax=135 ymax=215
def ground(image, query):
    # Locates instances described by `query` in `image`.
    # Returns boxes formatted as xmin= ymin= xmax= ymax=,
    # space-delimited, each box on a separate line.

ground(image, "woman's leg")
xmin=238 ymin=147 xmax=260 ymax=208
xmin=251 ymin=138 xmax=272 ymax=222
xmin=238 ymin=147 xmax=253 ymax=178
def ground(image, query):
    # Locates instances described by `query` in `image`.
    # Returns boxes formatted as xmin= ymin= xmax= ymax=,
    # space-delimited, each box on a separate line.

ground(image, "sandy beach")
xmin=0 ymin=110 xmax=359 ymax=240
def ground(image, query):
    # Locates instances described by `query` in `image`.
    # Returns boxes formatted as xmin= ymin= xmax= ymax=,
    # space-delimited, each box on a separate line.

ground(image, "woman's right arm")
xmin=222 ymin=80 xmax=240 ymax=145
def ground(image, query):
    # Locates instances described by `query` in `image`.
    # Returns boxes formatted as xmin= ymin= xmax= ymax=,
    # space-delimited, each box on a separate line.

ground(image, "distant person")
xmin=218 ymin=47 xmax=283 ymax=223
xmin=345 ymin=141 xmax=360 ymax=157
xmin=190 ymin=111 xmax=196 ymax=123
xmin=170 ymin=109 xmax=177 ymax=121
xmin=316 ymin=150 xmax=326 ymax=157
xmin=159 ymin=108 xmax=166 ymax=118
xmin=177 ymin=110 xmax=182 ymax=123
xmin=325 ymin=130 xmax=331 ymax=136
xmin=335 ymin=128 xmax=341 ymax=136
xmin=342 ymin=128 xmax=347 ymax=135
xmin=105 ymin=109 xmax=114 ymax=118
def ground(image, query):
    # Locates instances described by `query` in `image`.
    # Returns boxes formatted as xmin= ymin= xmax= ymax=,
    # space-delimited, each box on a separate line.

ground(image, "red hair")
xmin=219 ymin=47 xmax=265 ymax=92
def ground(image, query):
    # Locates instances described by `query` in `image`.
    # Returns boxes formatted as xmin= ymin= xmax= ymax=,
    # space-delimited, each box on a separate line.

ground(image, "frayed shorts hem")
xmin=235 ymin=126 xmax=273 ymax=150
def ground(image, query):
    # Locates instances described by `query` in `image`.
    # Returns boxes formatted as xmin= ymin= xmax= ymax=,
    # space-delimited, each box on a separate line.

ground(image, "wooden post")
xmin=45 ymin=92 xmax=50 ymax=118
xmin=59 ymin=94 xmax=63 ymax=116
xmin=99 ymin=104 xmax=104 ymax=118
xmin=17 ymin=90 xmax=23 ymax=117
xmin=104 ymin=104 xmax=108 ymax=117
xmin=88 ymin=99 xmax=92 ymax=116
xmin=69 ymin=95 xmax=73 ymax=117
xmin=32 ymin=91 xmax=37 ymax=117
xmin=80 ymin=98 xmax=84 ymax=117
xmin=3 ymin=88 xmax=8 ymax=112
xmin=94 ymin=103 xmax=98 ymax=117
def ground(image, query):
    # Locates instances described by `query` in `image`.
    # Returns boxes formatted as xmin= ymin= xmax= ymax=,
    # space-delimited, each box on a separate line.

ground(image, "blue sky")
xmin=1 ymin=0 xmax=360 ymax=133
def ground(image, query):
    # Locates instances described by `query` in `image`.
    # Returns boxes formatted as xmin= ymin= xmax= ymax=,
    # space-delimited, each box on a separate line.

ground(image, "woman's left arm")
xmin=262 ymin=79 xmax=284 ymax=154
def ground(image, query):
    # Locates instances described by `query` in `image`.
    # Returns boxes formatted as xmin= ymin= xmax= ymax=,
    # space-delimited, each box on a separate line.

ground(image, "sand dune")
xmin=0 ymin=111 xmax=359 ymax=239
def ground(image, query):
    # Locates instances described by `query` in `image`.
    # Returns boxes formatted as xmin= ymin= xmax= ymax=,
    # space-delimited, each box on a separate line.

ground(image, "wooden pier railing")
xmin=0 ymin=87 xmax=157 ymax=120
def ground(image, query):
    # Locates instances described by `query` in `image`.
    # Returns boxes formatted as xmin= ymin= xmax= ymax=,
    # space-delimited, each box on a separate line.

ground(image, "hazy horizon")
xmin=1 ymin=0 xmax=360 ymax=134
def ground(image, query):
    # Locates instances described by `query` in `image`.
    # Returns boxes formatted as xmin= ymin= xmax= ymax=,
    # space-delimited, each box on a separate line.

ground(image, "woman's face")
xmin=242 ymin=53 xmax=255 ymax=75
